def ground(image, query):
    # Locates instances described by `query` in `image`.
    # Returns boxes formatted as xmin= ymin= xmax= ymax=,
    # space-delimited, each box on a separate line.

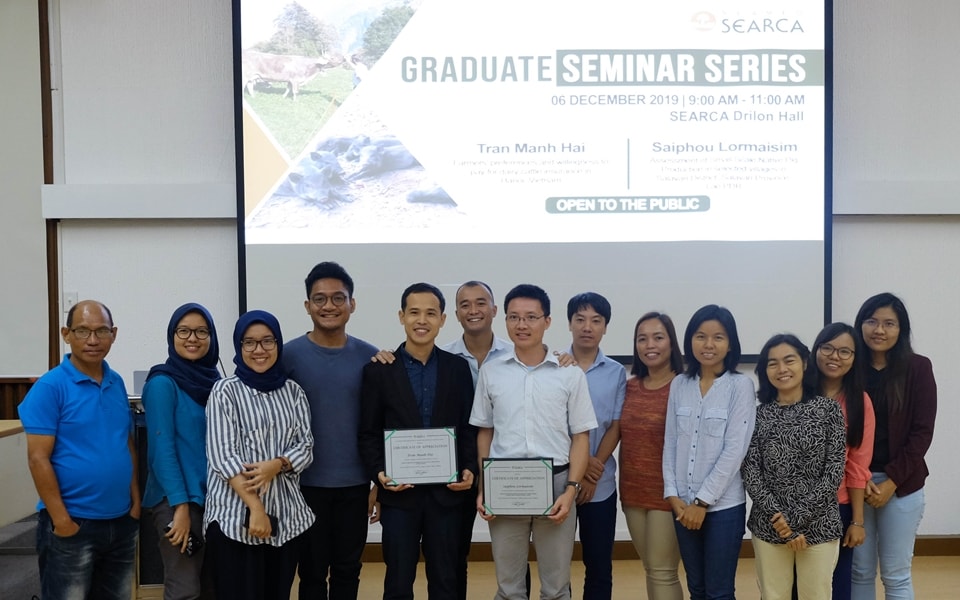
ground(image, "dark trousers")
xmin=577 ymin=491 xmax=618 ymax=600
xmin=380 ymin=494 xmax=461 ymax=600
xmin=206 ymin=521 xmax=300 ymax=600
xmin=456 ymin=495 xmax=476 ymax=600
xmin=149 ymin=499 xmax=214 ymax=600
xmin=298 ymin=484 xmax=370 ymax=600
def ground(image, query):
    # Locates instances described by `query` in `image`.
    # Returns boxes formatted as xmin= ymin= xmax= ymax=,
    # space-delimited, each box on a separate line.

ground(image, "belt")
xmin=554 ymin=463 xmax=569 ymax=474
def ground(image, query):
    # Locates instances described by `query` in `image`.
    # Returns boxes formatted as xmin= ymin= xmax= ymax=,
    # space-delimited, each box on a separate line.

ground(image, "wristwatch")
xmin=693 ymin=497 xmax=710 ymax=508
xmin=565 ymin=481 xmax=582 ymax=494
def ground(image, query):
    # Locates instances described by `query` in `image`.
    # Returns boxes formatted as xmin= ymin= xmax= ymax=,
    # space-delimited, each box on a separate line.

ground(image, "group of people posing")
xmin=18 ymin=258 xmax=936 ymax=600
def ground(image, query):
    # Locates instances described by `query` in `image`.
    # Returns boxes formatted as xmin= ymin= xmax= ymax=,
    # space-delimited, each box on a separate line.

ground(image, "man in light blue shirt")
xmin=441 ymin=280 xmax=512 ymax=600
xmin=565 ymin=292 xmax=626 ymax=600
xmin=442 ymin=280 xmax=513 ymax=386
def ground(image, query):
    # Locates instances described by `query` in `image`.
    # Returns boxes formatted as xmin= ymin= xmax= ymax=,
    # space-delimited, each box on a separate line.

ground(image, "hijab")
xmin=146 ymin=302 xmax=221 ymax=406
xmin=232 ymin=310 xmax=287 ymax=393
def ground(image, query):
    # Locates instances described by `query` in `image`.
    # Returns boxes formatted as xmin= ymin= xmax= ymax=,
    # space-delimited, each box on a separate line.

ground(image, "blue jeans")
xmin=851 ymin=474 xmax=924 ymax=600
xmin=673 ymin=503 xmax=745 ymax=600
xmin=577 ymin=491 xmax=617 ymax=600
xmin=36 ymin=509 xmax=138 ymax=600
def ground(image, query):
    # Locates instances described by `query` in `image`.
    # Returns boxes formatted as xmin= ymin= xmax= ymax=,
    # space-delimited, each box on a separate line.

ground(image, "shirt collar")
xmin=61 ymin=353 xmax=115 ymax=385
xmin=565 ymin=346 xmax=610 ymax=372
xmin=399 ymin=343 xmax=438 ymax=365
xmin=507 ymin=348 xmax=560 ymax=369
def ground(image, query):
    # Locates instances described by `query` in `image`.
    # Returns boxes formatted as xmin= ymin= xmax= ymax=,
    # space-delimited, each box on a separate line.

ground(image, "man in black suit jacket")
xmin=359 ymin=282 xmax=478 ymax=600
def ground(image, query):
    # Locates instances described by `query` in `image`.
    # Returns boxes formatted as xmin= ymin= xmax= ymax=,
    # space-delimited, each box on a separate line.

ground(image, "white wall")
xmin=2 ymin=0 xmax=956 ymax=538
xmin=50 ymin=0 xmax=240 ymax=375
xmin=833 ymin=1 xmax=960 ymax=214
xmin=0 ymin=0 xmax=48 ymax=377
xmin=831 ymin=216 xmax=959 ymax=535
xmin=58 ymin=220 xmax=239 ymax=380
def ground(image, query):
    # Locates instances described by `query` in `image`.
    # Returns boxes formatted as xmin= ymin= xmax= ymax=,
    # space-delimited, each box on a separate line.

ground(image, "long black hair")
xmin=854 ymin=292 xmax=914 ymax=413
xmin=755 ymin=333 xmax=817 ymax=404
xmin=812 ymin=322 xmax=867 ymax=448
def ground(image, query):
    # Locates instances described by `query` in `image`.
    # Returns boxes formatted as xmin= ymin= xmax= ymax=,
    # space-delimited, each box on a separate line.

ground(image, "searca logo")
xmin=691 ymin=12 xmax=805 ymax=34
xmin=691 ymin=12 xmax=716 ymax=31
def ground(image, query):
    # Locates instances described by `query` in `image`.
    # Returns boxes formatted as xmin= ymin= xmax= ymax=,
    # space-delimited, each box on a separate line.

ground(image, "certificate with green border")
xmin=482 ymin=457 xmax=554 ymax=516
xmin=383 ymin=427 xmax=459 ymax=485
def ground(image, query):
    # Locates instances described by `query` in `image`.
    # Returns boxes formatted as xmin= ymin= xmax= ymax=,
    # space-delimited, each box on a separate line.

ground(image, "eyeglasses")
xmin=175 ymin=327 xmax=211 ymax=340
xmin=818 ymin=344 xmax=854 ymax=360
xmin=506 ymin=314 xmax=545 ymax=325
xmin=863 ymin=318 xmax=899 ymax=330
xmin=310 ymin=293 xmax=348 ymax=307
xmin=241 ymin=337 xmax=277 ymax=352
xmin=70 ymin=327 xmax=114 ymax=340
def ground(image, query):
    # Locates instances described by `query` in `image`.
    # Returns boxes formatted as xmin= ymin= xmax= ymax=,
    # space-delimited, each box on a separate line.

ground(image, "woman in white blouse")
xmin=204 ymin=310 xmax=314 ymax=600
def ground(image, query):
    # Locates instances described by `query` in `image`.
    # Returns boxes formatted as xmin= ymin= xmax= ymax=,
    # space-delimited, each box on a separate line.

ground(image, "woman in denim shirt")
xmin=662 ymin=305 xmax=756 ymax=600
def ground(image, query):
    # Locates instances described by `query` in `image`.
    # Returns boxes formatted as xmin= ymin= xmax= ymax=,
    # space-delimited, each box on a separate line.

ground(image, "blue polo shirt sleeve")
xmin=18 ymin=378 xmax=63 ymax=436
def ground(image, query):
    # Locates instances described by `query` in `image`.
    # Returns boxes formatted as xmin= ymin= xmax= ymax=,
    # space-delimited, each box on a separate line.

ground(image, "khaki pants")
xmin=752 ymin=536 xmax=839 ymax=600
xmin=623 ymin=507 xmax=683 ymax=600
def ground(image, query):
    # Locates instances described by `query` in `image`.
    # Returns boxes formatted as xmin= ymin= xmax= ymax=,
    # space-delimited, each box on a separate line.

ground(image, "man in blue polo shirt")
xmin=19 ymin=299 xmax=141 ymax=600
xmin=565 ymin=292 xmax=626 ymax=600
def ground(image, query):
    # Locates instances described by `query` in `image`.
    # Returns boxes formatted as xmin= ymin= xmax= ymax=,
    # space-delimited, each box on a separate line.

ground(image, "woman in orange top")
xmin=619 ymin=312 xmax=685 ymax=600
xmin=812 ymin=323 xmax=875 ymax=600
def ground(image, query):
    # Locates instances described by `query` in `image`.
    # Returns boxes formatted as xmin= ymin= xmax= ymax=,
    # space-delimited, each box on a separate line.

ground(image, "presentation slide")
xmin=239 ymin=0 xmax=828 ymax=356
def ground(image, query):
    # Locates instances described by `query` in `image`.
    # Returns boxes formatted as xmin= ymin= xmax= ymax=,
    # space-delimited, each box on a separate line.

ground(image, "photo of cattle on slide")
xmin=241 ymin=50 xmax=345 ymax=100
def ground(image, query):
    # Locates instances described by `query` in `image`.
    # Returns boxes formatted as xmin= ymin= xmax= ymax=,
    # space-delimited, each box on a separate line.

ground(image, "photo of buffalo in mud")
xmin=246 ymin=130 xmax=462 ymax=233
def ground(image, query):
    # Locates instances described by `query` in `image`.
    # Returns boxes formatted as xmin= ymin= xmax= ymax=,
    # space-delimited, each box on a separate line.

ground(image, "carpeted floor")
xmin=0 ymin=513 xmax=40 ymax=599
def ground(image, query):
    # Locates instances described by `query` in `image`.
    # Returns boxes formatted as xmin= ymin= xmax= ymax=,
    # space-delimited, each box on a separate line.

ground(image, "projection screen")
xmin=237 ymin=0 xmax=831 ymax=356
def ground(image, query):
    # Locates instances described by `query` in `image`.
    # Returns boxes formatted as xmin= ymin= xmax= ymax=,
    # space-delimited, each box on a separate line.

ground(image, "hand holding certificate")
xmin=481 ymin=458 xmax=555 ymax=516
xmin=382 ymin=427 xmax=459 ymax=486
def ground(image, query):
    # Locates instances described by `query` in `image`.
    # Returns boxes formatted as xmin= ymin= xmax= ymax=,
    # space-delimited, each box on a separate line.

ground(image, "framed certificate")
xmin=481 ymin=457 xmax=555 ymax=516
xmin=383 ymin=427 xmax=459 ymax=485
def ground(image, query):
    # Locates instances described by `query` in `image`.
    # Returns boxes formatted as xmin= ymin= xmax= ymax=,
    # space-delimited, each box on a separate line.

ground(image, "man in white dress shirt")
xmin=470 ymin=284 xmax=597 ymax=600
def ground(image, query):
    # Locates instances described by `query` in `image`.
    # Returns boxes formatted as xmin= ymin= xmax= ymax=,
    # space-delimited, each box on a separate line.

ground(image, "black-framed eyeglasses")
xmin=70 ymin=327 xmax=114 ymax=340
xmin=175 ymin=327 xmax=211 ymax=340
xmin=310 ymin=293 xmax=348 ymax=307
xmin=241 ymin=337 xmax=277 ymax=352
xmin=818 ymin=344 xmax=854 ymax=360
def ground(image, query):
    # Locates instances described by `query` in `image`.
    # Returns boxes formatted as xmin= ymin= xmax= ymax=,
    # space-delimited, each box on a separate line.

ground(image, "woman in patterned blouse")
xmin=743 ymin=334 xmax=846 ymax=600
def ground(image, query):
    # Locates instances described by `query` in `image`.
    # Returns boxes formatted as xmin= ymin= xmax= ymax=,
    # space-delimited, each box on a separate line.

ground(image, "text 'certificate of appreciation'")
xmin=384 ymin=427 xmax=459 ymax=485
xmin=482 ymin=458 xmax=555 ymax=516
